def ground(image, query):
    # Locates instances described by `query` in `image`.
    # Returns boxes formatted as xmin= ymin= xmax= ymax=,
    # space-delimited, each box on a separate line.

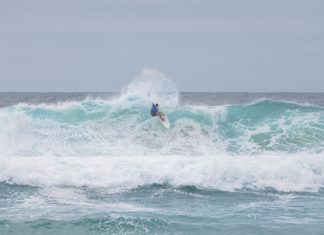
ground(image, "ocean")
xmin=1 ymin=76 xmax=324 ymax=234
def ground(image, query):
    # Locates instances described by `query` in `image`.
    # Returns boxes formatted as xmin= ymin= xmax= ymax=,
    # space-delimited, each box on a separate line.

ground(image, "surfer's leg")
xmin=157 ymin=112 xmax=165 ymax=121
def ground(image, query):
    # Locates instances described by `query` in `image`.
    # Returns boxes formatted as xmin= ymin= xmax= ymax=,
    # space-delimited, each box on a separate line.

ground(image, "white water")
xmin=0 ymin=69 xmax=324 ymax=193
xmin=1 ymin=154 xmax=324 ymax=192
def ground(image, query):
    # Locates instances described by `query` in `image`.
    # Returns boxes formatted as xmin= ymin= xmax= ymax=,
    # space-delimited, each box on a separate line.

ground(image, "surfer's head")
xmin=156 ymin=104 xmax=159 ymax=106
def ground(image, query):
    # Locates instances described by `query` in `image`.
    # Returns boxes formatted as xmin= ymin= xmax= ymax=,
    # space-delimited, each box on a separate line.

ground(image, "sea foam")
xmin=1 ymin=154 xmax=324 ymax=192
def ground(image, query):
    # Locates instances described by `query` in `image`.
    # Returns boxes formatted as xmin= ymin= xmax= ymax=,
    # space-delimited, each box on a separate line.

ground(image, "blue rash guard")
xmin=151 ymin=104 xmax=158 ymax=116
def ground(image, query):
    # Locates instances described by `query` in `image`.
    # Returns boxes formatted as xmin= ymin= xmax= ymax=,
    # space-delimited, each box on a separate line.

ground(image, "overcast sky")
xmin=0 ymin=0 xmax=323 ymax=92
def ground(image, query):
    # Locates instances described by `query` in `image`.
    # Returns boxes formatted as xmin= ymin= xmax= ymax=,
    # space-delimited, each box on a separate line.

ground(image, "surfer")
xmin=151 ymin=103 xmax=165 ymax=121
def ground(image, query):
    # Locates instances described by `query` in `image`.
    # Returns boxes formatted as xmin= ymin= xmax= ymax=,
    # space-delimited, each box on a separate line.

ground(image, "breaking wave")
xmin=0 ymin=68 xmax=324 ymax=192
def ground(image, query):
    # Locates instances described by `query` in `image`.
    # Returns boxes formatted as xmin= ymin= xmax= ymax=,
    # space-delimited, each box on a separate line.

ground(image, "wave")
xmin=1 ymin=154 xmax=324 ymax=192
xmin=1 ymin=69 xmax=324 ymax=193
xmin=0 ymin=96 xmax=323 ymax=156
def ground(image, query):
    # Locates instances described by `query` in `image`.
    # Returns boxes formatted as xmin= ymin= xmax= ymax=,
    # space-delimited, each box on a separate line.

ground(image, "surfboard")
xmin=159 ymin=113 xmax=170 ymax=129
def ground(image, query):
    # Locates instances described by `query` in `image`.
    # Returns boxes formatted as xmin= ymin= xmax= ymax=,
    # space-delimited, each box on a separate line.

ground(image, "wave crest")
xmin=0 ymin=98 xmax=323 ymax=156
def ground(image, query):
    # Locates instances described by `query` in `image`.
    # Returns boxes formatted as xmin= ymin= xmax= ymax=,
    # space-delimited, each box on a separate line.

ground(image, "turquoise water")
xmin=1 ymin=183 xmax=324 ymax=235
xmin=1 ymin=82 xmax=324 ymax=234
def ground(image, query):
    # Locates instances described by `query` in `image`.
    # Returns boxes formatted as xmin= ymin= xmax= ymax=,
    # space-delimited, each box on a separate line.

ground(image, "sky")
xmin=0 ymin=0 xmax=323 ymax=92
